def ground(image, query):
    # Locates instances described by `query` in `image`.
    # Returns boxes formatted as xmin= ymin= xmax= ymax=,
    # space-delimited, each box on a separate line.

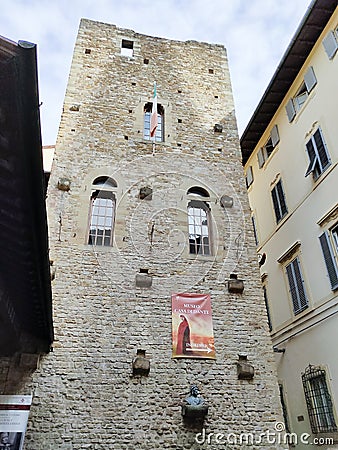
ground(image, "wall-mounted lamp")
xmin=135 ymin=269 xmax=152 ymax=288
xmin=237 ymin=355 xmax=254 ymax=380
xmin=228 ymin=274 xmax=244 ymax=294
xmin=273 ymin=347 xmax=285 ymax=353
xmin=213 ymin=123 xmax=223 ymax=133
xmin=132 ymin=349 xmax=150 ymax=376
xmin=57 ymin=178 xmax=71 ymax=192
xmin=139 ymin=186 xmax=153 ymax=200
xmin=220 ymin=194 xmax=233 ymax=208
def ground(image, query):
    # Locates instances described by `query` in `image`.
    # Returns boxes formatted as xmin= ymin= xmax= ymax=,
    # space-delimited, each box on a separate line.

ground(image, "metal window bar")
xmin=302 ymin=365 xmax=337 ymax=433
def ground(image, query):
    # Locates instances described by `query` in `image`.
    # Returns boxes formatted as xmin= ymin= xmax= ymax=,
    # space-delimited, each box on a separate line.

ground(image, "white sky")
xmin=1 ymin=0 xmax=311 ymax=145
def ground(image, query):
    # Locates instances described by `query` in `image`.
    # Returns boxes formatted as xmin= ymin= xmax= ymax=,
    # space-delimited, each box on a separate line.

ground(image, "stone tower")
xmin=31 ymin=19 xmax=283 ymax=448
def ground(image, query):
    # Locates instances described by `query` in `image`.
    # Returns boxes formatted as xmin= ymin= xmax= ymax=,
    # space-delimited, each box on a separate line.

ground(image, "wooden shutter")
xmin=285 ymin=99 xmax=296 ymax=122
xmin=322 ymin=31 xmax=338 ymax=59
xmin=313 ymin=129 xmax=330 ymax=170
xmin=276 ymin=180 xmax=287 ymax=217
xmin=305 ymin=138 xmax=317 ymax=177
xmin=319 ymin=232 xmax=338 ymax=290
xmin=286 ymin=258 xmax=308 ymax=314
xmin=271 ymin=185 xmax=281 ymax=223
xmin=271 ymin=124 xmax=280 ymax=147
xmin=304 ymin=66 xmax=317 ymax=93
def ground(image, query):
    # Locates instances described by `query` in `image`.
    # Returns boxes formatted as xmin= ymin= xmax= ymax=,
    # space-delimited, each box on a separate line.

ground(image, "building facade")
xmin=241 ymin=2 xmax=338 ymax=448
xmin=4 ymin=20 xmax=284 ymax=449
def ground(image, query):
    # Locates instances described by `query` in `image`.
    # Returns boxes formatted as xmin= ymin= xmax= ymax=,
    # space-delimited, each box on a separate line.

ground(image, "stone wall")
xmin=1 ymin=19 xmax=284 ymax=449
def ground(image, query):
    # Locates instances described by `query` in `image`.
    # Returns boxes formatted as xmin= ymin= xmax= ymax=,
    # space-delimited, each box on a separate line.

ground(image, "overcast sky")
xmin=1 ymin=0 xmax=312 ymax=145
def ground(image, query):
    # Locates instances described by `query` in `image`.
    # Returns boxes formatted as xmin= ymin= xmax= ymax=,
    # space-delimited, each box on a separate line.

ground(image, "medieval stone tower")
xmin=24 ymin=19 xmax=285 ymax=449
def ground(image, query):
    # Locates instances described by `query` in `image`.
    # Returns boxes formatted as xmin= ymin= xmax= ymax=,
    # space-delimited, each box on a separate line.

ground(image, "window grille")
xmin=302 ymin=365 xmax=337 ymax=434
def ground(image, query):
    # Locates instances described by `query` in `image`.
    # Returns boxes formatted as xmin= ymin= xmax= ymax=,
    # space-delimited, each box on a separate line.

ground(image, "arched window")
xmin=187 ymin=187 xmax=211 ymax=255
xmin=144 ymin=102 xmax=164 ymax=142
xmin=88 ymin=177 xmax=117 ymax=247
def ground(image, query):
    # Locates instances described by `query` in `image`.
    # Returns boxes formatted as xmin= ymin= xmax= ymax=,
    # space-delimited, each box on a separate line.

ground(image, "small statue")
xmin=185 ymin=385 xmax=205 ymax=406
xmin=182 ymin=385 xmax=208 ymax=424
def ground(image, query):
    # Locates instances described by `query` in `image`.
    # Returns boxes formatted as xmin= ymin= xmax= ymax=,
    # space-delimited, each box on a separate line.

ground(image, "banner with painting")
xmin=172 ymin=293 xmax=216 ymax=359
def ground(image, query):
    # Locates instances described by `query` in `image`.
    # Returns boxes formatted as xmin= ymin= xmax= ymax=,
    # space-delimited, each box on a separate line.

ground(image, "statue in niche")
xmin=182 ymin=385 xmax=208 ymax=424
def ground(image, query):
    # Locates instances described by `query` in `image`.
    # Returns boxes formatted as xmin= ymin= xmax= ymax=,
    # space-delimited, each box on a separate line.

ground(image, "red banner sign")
xmin=172 ymin=293 xmax=216 ymax=359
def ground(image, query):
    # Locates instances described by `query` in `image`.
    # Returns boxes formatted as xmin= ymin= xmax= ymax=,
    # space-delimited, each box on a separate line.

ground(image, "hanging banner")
xmin=172 ymin=293 xmax=216 ymax=359
xmin=0 ymin=395 xmax=32 ymax=450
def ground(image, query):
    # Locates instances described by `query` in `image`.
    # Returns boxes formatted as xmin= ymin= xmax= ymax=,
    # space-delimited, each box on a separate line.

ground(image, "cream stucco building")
xmin=241 ymin=1 xmax=338 ymax=448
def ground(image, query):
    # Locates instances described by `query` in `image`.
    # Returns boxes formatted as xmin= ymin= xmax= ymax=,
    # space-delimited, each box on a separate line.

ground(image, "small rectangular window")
xmin=285 ymin=257 xmax=308 ymax=315
xmin=271 ymin=179 xmax=288 ymax=224
xmin=305 ymin=128 xmax=330 ymax=180
xmin=302 ymin=365 xmax=337 ymax=434
xmin=121 ymin=39 xmax=134 ymax=57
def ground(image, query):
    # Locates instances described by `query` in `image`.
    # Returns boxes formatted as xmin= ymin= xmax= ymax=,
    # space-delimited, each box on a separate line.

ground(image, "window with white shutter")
xmin=319 ymin=227 xmax=338 ymax=291
xmin=257 ymin=125 xmax=280 ymax=168
xmin=285 ymin=67 xmax=317 ymax=121
xmin=285 ymin=257 xmax=309 ymax=315
xmin=271 ymin=179 xmax=288 ymax=224
xmin=305 ymin=128 xmax=331 ymax=180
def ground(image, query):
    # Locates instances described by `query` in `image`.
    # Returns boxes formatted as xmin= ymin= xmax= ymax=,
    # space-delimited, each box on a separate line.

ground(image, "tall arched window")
xmin=88 ymin=177 xmax=117 ymax=247
xmin=144 ymin=102 xmax=164 ymax=142
xmin=187 ymin=187 xmax=211 ymax=255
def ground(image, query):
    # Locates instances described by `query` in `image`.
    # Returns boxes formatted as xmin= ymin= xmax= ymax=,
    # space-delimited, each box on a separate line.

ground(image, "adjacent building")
xmin=241 ymin=1 xmax=338 ymax=447
xmin=0 ymin=35 xmax=53 ymax=358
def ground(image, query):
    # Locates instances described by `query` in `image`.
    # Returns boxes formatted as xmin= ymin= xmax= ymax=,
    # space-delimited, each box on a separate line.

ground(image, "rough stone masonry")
xmin=2 ymin=19 xmax=285 ymax=449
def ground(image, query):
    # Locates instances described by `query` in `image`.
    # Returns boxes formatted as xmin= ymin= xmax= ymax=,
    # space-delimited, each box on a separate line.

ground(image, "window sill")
xmin=311 ymin=161 xmax=337 ymax=192
xmin=186 ymin=254 xmax=215 ymax=262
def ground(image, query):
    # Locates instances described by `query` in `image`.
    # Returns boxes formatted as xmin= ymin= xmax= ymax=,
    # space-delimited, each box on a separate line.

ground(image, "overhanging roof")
xmin=240 ymin=0 xmax=337 ymax=164
xmin=0 ymin=36 xmax=53 ymax=355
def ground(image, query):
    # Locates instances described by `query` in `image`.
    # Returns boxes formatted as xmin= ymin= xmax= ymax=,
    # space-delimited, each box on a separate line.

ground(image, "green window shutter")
xmin=319 ymin=232 xmax=338 ymax=290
